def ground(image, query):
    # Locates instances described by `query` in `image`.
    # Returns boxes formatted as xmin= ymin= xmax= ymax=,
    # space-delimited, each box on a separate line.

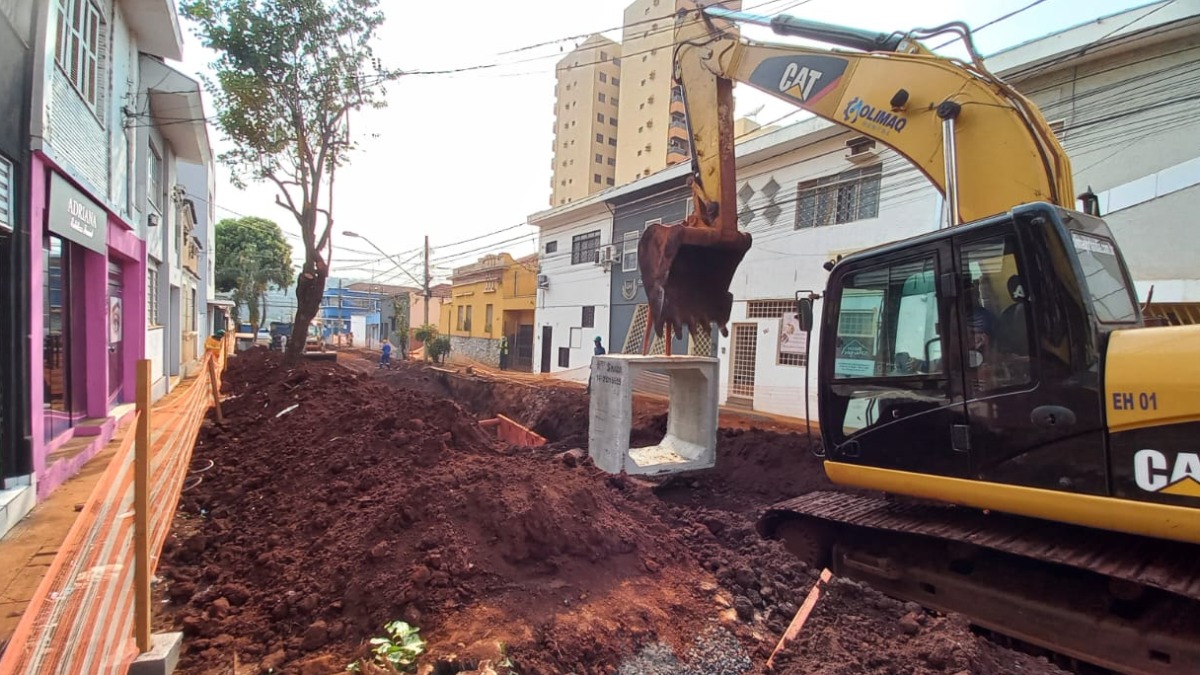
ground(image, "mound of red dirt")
xmin=158 ymin=349 xmax=716 ymax=674
xmin=157 ymin=350 xmax=1067 ymax=675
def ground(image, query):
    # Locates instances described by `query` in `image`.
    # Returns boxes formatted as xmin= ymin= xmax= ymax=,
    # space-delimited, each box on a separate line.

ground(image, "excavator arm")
xmin=640 ymin=4 xmax=1076 ymax=339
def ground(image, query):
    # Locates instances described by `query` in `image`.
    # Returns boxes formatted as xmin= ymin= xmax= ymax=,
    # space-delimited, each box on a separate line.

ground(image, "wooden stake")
xmin=641 ymin=307 xmax=654 ymax=356
xmin=207 ymin=357 xmax=224 ymax=424
xmin=134 ymin=359 xmax=152 ymax=653
xmin=664 ymin=323 xmax=673 ymax=356
xmin=766 ymin=568 xmax=832 ymax=669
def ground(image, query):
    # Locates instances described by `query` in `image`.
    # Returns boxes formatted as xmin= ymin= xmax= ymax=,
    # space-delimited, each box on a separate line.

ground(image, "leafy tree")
xmin=214 ymin=217 xmax=294 ymax=336
xmin=412 ymin=323 xmax=438 ymax=362
xmin=183 ymin=0 xmax=396 ymax=361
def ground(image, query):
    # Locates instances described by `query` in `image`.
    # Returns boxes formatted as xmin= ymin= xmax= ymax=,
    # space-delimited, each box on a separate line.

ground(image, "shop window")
xmin=55 ymin=0 xmax=105 ymax=110
xmin=43 ymin=235 xmax=73 ymax=443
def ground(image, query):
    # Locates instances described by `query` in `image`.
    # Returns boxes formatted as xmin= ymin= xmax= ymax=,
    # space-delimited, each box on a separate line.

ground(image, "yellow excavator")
xmin=640 ymin=5 xmax=1200 ymax=673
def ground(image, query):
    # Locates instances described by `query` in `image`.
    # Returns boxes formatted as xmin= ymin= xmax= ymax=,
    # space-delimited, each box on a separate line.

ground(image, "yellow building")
xmin=439 ymin=253 xmax=538 ymax=370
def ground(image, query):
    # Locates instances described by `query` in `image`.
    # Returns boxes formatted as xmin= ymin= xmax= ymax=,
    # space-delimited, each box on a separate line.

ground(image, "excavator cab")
xmin=816 ymin=203 xmax=1143 ymax=496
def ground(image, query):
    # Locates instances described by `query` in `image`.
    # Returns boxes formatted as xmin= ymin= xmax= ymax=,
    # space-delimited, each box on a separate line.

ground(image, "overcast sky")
xmin=176 ymin=0 xmax=1152 ymax=287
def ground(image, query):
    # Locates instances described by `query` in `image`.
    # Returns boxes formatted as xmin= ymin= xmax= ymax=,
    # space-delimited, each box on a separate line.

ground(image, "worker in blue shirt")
xmin=379 ymin=338 xmax=392 ymax=369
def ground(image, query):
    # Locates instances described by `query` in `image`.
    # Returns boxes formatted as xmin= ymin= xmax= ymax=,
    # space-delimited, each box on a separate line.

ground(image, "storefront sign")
xmin=779 ymin=312 xmax=807 ymax=356
xmin=48 ymin=173 xmax=107 ymax=254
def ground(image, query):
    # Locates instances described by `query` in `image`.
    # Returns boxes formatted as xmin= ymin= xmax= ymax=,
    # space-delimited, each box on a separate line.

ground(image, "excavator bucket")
xmin=639 ymin=211 xmax=752 ymax=339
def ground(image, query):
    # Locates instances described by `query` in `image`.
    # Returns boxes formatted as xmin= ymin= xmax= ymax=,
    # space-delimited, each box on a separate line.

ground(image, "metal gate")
xmin=730 ymin=323 xmax=757 ymax=400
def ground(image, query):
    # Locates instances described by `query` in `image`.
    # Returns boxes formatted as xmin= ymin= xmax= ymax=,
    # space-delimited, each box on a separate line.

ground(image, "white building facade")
xmin=528 ymin=202 xmax=615 ymax=381
xmin=529 ymin=1 xmax=1200 ymax=421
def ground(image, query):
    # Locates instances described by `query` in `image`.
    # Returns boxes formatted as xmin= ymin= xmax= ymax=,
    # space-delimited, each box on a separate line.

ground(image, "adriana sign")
xmin=49 ymin=173 xmax=107 ymax=254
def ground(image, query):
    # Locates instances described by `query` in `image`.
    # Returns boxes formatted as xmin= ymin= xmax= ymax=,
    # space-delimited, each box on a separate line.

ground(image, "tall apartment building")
xmin=614 ymin=0 xmax=742 ymax=184
xmin=549 ymin=35 xmax=622 ymax=207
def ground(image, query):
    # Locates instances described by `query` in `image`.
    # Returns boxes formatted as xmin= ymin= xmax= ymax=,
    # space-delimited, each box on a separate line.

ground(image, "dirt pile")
xmin=158 ymin=351 xmax=1067 ymax=675
xmin=159 ymin=350 xmax=715 ymax=674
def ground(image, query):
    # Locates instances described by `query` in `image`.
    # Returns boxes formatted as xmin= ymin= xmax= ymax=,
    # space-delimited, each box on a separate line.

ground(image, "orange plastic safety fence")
xmin=0 ymin=350 xmax=227 ymax=675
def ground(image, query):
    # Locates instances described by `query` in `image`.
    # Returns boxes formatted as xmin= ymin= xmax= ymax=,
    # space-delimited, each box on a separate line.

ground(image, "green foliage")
xmin=215 ymin=216 xmax=294 ymax=333
xmin=183 ymin=0 xmax=398 ymax=359
xmin=412 ymin=323 xmax=438 ymax=345
xmin=427 ymin=336 xmax=452 ymax=364
xmin=346 ymin=621 xmax=425 ymax=673
xmin=391 ymin=295 xmax=411 ymax=348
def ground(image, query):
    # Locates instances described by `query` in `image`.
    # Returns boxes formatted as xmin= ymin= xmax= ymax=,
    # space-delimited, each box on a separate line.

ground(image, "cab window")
xmin=1070 ymin=231 xmax=1138 ymax=324
xmin=958 ymin=235 xmax=1033 ymax=395
xmin=834 ymin=256 xmax=941 ymax=379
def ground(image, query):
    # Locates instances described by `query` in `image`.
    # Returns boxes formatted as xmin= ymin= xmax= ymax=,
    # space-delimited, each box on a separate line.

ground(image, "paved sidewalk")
xmin=0 ymin=436 xmax=123 ymax=651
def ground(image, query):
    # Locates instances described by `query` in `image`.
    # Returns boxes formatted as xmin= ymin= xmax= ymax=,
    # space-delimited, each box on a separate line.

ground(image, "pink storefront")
xmin=28 ymin=152 xmax=145 ymax=499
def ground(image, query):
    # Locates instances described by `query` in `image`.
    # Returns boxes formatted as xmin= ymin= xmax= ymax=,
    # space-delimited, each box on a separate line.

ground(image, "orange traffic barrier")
xmin=0 ymin=348 xmax=228 ymax=675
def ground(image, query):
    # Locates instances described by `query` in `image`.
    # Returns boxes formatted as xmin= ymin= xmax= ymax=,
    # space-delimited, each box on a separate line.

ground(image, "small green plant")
xmin=426 ymin=336 xmax=452 ymax=364
xmin=347 ymin=620 xmax=426 ymax=673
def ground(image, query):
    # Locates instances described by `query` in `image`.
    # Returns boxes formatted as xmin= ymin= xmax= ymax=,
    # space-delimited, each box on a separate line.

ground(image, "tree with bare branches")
xmin=183 ymin=0 xmax=396 ymax=361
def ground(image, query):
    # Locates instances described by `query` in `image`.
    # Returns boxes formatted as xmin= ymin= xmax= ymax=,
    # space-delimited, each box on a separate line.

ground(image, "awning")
xmin=140 ymin=56 xmax=211 ymax=164
xmin=119 ymin=0 xmax=183 ymax=60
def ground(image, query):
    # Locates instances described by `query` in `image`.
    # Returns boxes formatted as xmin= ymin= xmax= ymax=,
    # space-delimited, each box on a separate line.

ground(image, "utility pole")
xmin=424 ymin=235 xmax=431 ymax=328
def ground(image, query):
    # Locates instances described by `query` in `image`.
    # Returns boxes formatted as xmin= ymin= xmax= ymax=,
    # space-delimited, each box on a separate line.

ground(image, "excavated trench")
xmin=153 ymin=350 xmax=1070 ymax=675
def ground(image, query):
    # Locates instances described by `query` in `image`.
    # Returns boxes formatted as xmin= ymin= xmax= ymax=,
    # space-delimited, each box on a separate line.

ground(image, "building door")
xmin=729 ymin=323 xmax=757 ymax=403
xmin=108 ymin=264 xmax=123 ymax=403
xmin=516 ymin=324 xmax=534 ymax=371
xmin=540 ymin=326 xmax=552 ymax=373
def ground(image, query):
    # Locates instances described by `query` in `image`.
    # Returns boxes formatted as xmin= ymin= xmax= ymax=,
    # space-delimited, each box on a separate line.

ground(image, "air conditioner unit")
xmin=595 ymin=245 xmax=616 ymax=266
xmin=844 ymin=137 xmax=880 ymax=164
xmin=537 ymin=273 xmax=550 ymax=289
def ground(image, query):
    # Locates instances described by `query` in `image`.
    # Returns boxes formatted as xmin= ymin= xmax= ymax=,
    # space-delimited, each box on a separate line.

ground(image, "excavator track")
xmin=759 ymin=491 xmax=1200 ymax=674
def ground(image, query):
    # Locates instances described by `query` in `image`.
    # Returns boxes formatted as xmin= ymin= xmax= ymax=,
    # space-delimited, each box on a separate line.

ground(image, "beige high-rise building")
xmin=549 ymin=35 xmax=622 ymax=207
xmin=614 ymin=0 xmax=742 ymax=184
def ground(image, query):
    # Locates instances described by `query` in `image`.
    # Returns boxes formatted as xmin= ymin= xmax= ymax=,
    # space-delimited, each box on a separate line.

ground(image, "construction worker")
xmin=379 ymin=338 xmax=392 ymax=369
xmin=205 ymin=329 xmax=225 ymax=356
xmin=499 ymin=335 xmax=509 ymax=370
xmin=586 ymin=336 xmax=606 ymax=394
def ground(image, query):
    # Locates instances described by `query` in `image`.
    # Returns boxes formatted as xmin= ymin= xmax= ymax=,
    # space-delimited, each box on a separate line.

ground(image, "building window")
xmin=599 ymin=72 xmax=607 ymax=83
xmin=595 ymin=153 xmax=603 ymax=163
xmin=55 ymin=0 xmax=104 ymax=110
xmin=594 ymin=174 xmax=602 ymax=183
xmin=147 ymin=264 xmax=159 ymax=325
xmin=611 ymin=97 xmax=618 ymax=106
xmin=599 ymin=92 xmax=606 ymax=103
xmin=608 ymin=137 xmax=617 ymax=146
xmin=485 ymin=304 xmax=494 ymax=332
xmin=571 ymin=230 xmax=601 ymax=265
xmin=795 ymin=164 xmax=882 ymax=229
xmin=148 ymin=144 xmax=163 ymax=212
xmin=600 ymin=50 xmax=609 ymax=62
xmin=606 ymin=177 xmax=615 ymax=186
xmin=558 ymin=347 xmax=570 ymax=368
xmin=622 ymin=229 xmax=639 ymax=272
xmin=456 ymin=305 xmax=465 ymax=331
xmin=597 ymin=113 xmax=604 ymax=123
xmin=43 ymin=234 xmax=74 ymax=443
xmin=186 ymin=287 xmax=197 ymax=332
xmin=607 ymin=157 xmax=616 ymax=166
xmin=613 ymin=57 xmax=621 ymax=66
xmin=596 ymin=133 xmax=604 ymax=143
xmin=582 ymin=305 xmax=595 ymax=328
xmin=0 ymin=156 xmax=12 ymax=231
xmin=544 ymin=240 xmax=558 ymax=254
xmin=464 ymin=305 xmax=473 ymax=332
xmin=609 ymin=116 xmax=617 ymax=126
